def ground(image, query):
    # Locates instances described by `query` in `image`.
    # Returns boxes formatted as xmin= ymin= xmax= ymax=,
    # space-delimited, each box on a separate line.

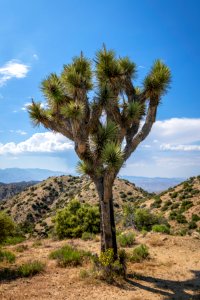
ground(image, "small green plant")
xmin=18 ymin=260 xmax=45 ymax=277
xmin=93 ymin=248 xmax=127 ymax=282
xmin=192 ymin=214 xmax=200 ymax=222
xmin=152 ymin=224 xmax=170 ymax=234
xmin=32 ymin=240 xmax=42 ymax=247
xmin=0 ymin=212 xmax=15 ymax=243
xmin=129 ymin=244 xmax=149 ymax=262
xmin=188 ymin=221 xmax=197 ymax=229
xmin=49 ymin=245 xmax=91 ymax=267
xmin=0 ymin=249 xmax=16 ymax=263
xmin=117 ymin=232 xmax=135 ymax=247
xmin=3 ymin=236 xmax=25 ymax=246
xmin=81 ymin=232 xmax=95 ymax=241
xmin=15 ymin=244 xmax=28 ymax=253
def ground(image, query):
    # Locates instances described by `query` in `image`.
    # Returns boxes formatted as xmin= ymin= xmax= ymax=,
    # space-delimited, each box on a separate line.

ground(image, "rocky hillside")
xmin=142 ymin=175 xmax=200 ymax=235
xmin=0 ymin=175 xmax=150 ymax=236
xmin=0 ymin=181 xmax=38 ymax=201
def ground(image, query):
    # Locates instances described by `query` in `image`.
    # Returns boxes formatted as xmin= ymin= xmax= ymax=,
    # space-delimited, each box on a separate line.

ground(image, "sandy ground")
xmin=0 ymin=233 xmax=200 ymax=300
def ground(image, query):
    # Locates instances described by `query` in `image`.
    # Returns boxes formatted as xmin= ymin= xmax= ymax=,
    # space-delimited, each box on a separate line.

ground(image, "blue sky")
xmin=0 ymin=0 xmax=200 ymax=177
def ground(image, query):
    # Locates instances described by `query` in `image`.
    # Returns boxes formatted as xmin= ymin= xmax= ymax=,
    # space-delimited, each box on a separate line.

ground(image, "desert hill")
xmin=0 ymin=181 xmax=38 ymax=202
xmin=0 ymin=175 xmax=150 ymax=236
xmin=141 ymin=175 xmax=200 ymax=235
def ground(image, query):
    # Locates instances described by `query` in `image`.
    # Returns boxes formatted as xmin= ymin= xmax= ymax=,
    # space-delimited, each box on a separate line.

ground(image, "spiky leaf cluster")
xmin=101 ymin=142 xmax=124 ymax=170
xmin=61 ymin=101 xmax=85 ymax=120
xmin=144 ymin=60 xmax=171 ymax=98
xmin=61 ymin=55 xmax=92 ymax=94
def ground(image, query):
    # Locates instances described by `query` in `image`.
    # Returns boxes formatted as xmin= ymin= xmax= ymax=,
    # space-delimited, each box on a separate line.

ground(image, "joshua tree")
xmin=28 ymin=46 xmax=171 ymax=257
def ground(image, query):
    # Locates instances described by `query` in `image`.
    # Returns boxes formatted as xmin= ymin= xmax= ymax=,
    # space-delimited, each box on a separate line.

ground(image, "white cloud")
xmin=0 ymin=60 xmax=30 ymax=86
xmin=21 ymin=102 xmax=31 ymax=111
xmin=0 ymin=132 xmax=73 ymax=155
xmin=160 ymin=144 xmax=200 ymax=151
xmin=9 ymin=130 xmax=27 ymax=135
xmin=147 ymin=118 xmax=200 ymax=145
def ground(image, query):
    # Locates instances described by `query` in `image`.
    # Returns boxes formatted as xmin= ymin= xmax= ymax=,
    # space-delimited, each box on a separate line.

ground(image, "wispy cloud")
xmin=160 ymin=144 xmax=200 ymax=151
xmin=0 ymin=132 xmax=73 ymax=155
xmin=0 ymin=59 xmax=30 ymax=87
xmin=9 ymin=130 xmax=27 ymax=135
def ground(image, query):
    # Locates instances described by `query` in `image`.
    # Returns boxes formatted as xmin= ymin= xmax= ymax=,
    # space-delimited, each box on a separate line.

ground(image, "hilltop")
xmin=141 ymin=175 xmax=200 ymax=235
xmin=0 ymin=181 xmax=38 ymax=201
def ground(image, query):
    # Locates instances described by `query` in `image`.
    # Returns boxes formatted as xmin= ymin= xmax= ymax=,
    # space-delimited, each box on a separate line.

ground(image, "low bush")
xmin=192 ymin=214 xmax=200 ymax=222
xmin=0 ymin=260 xmax=45 ymax=281
xmin=3 ymin=236 xmax=25 ymax=246
xmin=117 ymin=232 xmax=135 ymax=247
xmin=188 ymin=221 xmax=197 ymax=229
xmin=81 ymin=232 xmax=95 ymax=241
xmin=93 ymin=248 xmax=127 ymax=282
xmin=55 ymin=199 xmax=100 ymax=239
xmin=0 ymin=212 xmax=15 ymax=243
xmin=129 ymin=244 xmax=149 ymax=263
xmin=152 ymin=224 xmax=170 ymax=234
xmin=0 ymin=249 xmax=16 ymax=263
xmin=18 ymin=261 xmax=45 ymax=277
xmin=49 ymin=245 xmax=91 ymax=267
xmin=134 ymin=208 xmax=167 ymax=231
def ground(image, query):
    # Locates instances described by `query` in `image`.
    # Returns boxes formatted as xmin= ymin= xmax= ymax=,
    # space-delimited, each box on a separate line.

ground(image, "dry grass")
xmin=0 ymin=233 xmax=199 ymax=300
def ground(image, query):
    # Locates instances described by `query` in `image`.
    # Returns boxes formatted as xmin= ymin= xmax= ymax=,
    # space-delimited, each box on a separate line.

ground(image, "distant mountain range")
xmin=0 ymin=168 xmax=186 ymax=193
xmin=0 ymin=168 xmax=64 ymax=183
xmin=119 ymin=176 xmax=185 ymax=193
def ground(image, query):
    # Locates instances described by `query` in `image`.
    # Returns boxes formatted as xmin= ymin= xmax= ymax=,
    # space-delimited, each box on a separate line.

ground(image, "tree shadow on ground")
xmin=126 ymin=270 xmax=200 ymax=299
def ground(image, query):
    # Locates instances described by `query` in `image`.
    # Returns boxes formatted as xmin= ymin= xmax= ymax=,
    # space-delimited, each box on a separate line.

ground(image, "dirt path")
xmin=0 ymin=234 xmax=199 ymax=300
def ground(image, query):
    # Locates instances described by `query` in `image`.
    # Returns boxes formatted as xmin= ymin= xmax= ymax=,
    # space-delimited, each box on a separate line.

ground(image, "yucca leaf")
xmin=119 ymin=57 xmax=136 ymax=78
xmin=61 ymin=101 xmax=85 ymax=119
xmin=126 ymin=102 xmax=145 ymax=120
xmin=101 ymin=142 xmax=124 ymax=170
xmin=76 ymin=161 xmax=93 ymax=175
xmin=61 ymin=55 xmax=92 ymax=93
xmin=41 ymin=73 xmax=65 ymax=108
xmin=27 ymin=101 xmax=49 ymax=127
xmin=144 ymin=60 xmax=171 ymax=97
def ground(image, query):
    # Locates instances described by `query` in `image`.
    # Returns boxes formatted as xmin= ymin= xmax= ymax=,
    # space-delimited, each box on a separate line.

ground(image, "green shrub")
xmin=0 ymin=249 xmax=16 ymax=263
xmin=3 ymin=236 xmax=25 ymax=246
xmin=188 ymin=221 xmax=197 ymax=229
xmin=176 ymin=213 xmax=187 ymax=224
xmin=192 ymin=214 xmax=200 ymax=222
xmin=117 ymin=232 xmax=135 ymax=247
xmin=129 ymin=244 xmax=149 ymax=262
xmin=152 ymin=224 xmax=170 ymax=234
xmin=18 ymin=260 xmax=45 ymax=277
xmin=93 ymin=248 xmax=127 ymax=282
xmin=180 ymin=200 xmax=193 ymax=212
xmin=0 ymin=212 xmax=15 ymax=243
xmin=55 ymin=199 xmax=100 ymax=238
xmin=122 ymin=203 xmax=134 ymax=227
xmin=81 ymin=232 xmax=95 ymax=241
xmin=134 ymin=208 xmax=167 ymax=231
xmin=150 ymin=197 xmax=162 ymax=208
xmin=49 ymin=245 xmax=91 ymax=267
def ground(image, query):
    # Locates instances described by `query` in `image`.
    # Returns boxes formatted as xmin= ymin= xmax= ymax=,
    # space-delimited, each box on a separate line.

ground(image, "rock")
xmin=191 ymin=231 xmax=200 ymax=239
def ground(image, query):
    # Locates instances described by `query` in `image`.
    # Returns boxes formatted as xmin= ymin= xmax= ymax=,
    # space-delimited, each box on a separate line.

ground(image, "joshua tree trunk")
xmin=94 ymin=175 xmax=117 ymax=257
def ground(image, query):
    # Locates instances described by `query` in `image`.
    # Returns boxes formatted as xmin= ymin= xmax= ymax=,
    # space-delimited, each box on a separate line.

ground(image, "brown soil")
xmin=0 ymin=233 xmax=200 ymax=300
